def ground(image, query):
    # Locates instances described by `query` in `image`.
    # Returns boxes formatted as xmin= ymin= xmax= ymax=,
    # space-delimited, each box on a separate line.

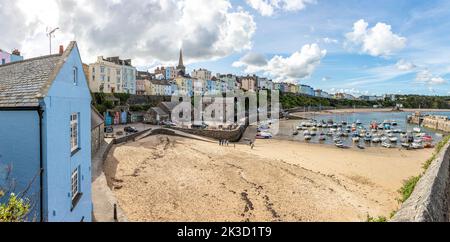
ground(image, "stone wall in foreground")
xmin=392 ymin=142 xmax=450 ymax=222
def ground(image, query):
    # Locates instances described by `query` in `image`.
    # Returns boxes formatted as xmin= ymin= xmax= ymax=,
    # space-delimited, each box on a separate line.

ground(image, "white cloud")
xmin=0 ymin=0 xmax=256 ymax=69
xmin=233 ymin=43 xmax=327 ymax=82
xmin=416 ymin=70 xmax=446 ymax=85
xmin=396 ymin=59 xmax=416 ymax=71
xmin=322 ymin=37 xmax=338 ymax=44
xmin=346 ymin=19 xmax=406 ymax=57
xmin=246 ymin=0 xmax=316 ymax=16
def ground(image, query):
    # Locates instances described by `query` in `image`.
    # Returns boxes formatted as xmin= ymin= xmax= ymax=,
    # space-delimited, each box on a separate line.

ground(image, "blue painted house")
xmin=0 ymin=42 xmax=92 ymax=222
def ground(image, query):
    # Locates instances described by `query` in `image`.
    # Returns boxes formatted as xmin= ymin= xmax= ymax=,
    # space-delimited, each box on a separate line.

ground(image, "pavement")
xmin=91 ymin=139 xmax=128 ymax=222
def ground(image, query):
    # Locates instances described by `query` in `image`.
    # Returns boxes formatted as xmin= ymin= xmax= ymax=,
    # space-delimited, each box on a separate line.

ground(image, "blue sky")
xmin=1 ymin=0 xmax=449 ymax=96
xmin=190 ymin=0 xmax=450 ymax=96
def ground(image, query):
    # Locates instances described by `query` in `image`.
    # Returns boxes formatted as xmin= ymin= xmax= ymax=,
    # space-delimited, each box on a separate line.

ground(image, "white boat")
xmin=382 ymin=142 xmax=394 ymax=148
xmin=310 ymin=131 xmax=317 ymax=136
xmin=401 ymin=143 xmax=411 ymax=148
xmin=413 ymin=127 xmax=421 ymax=133
xmin=304 ymin=135 xmax=312 ymax=141
xmin=319 ymin=135 xmax=326 ymax=141
xmin=303 ymin=130 xmax=310 ymax=136
xmin=412 ymin=142 xmax=424 ymax=149
xmin=352 ymin=136 xmax=360 ymax=142
xmin=389 ymin=137 xmax=398 ymax=143
xmin=372 ymin=137 xmax=381 ymax=143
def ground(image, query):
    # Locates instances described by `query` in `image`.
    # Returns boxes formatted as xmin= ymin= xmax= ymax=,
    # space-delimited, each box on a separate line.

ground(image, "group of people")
xmin=219 ymin=139 xmax=230 ymax=146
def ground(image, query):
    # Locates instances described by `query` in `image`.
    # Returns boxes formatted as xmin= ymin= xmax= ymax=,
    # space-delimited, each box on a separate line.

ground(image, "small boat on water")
xmin=357 ymin=144 xmax=366 ymax=149
xmin=352 ymin=136 xmax=360 ymax=142
xmin=310 ymin=131 xmax=317 ymax=136
xmin=382 ymin=142 xmax=394 ymax=148
xmin=364 ymin=134 xmax=372 ymax=142
xmin=293 ymin=131 xmax=299 ymax=136
xmin=335 ymin=142 xmax=345 ymax=148
xmin=412 ymin=142 xmax=424 ymax=149
xmin=372 ymin=137 xmax=381 ymax=143
xmin=401 ymin=143 xmax=411 ymax=148
xmin=389 ymin=137 xmax=398 ymax=143
xmin=303 ymin=130 xmax=310 ymax=136
xmin=319 ymin=134 xmax=326 ymax=141
xmin=422 ymin=135 xmax=433 ymax=142
xmin=413 ymin=127 xmax=421 ymax=133
xmin=304 ymin=135 xmax=312 ymax=141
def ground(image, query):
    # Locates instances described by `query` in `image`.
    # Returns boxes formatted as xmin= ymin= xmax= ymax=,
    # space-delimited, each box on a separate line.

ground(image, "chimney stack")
xmin=59 ymin=45 xmax=64 ymax=55
xmin=12 ymin=49 xmax=21 ymax=56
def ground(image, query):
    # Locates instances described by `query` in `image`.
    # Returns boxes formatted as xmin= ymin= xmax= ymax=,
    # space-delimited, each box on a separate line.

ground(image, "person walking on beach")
xmin=251 ymin=143 xmax=255 ymax=149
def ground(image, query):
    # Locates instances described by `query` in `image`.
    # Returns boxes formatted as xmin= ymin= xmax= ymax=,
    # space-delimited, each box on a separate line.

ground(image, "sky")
xmin=1 ymin=0 xmax=450 ymax=96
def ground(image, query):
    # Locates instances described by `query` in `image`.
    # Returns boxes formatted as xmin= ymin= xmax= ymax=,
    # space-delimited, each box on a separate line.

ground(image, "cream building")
xmin=88 ymin=56 xmax=136 ymax=94
xmin=192 ymin=68 xmax=212 ymax=81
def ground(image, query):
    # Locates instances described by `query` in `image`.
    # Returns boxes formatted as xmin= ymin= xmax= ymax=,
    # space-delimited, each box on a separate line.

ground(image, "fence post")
xmin=114 ymin=203 xmax=118 ymax=222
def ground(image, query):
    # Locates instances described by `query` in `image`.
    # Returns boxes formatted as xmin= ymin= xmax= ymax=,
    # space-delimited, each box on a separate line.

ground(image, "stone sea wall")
xmin=422 ymin=116 xmax=450 ymax=133
xmin=392 ymin=142 xmax=450 ymax=222
xmin=171 ymin=126 xmax=246 ymax=142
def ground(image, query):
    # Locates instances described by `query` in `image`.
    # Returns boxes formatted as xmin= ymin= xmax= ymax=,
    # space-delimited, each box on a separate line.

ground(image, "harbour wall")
xmin=392 ymin=141 xmax=450 ymax=222
xmin=408 ymin=115 xmax=450 ymax=133
xmin=171 ymin=126 xmax=247 ymax=142
xmin=422 ymin=116 xmax=450 ymax=133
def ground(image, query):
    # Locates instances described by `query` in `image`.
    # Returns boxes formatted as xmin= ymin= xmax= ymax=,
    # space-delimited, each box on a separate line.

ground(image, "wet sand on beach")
xmin=104 ymin=135 xmax=432 ymax=222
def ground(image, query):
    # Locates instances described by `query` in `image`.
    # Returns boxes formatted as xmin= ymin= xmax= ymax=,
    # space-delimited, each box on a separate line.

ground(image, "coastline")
xmin=289 ymin=108 xmax=450 ymax=119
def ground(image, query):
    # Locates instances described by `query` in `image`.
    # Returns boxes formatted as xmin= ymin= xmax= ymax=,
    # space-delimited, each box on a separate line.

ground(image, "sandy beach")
xmin=104 ymin=135 xmax=432 ymax=222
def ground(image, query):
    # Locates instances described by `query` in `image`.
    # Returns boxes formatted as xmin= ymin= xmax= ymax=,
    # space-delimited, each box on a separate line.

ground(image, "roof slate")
xmin=0 ymin=54 xmax=62 ymax=107
xmin=0 ymin=41 xmax=77 ymax=108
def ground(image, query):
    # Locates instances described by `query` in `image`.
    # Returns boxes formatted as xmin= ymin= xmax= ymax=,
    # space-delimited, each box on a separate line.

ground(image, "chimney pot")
xmin=59 ymin=45 xmax=64 ymax=55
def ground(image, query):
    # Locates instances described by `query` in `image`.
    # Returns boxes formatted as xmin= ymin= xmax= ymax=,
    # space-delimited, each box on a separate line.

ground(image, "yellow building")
xmin=88 ymin=56 xmax=136 ymax=94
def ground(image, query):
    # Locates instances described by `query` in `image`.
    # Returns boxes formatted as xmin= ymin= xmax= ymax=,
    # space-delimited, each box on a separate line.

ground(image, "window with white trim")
xmin=73 ymin=66 xmax=78 ymax=86
xmin=70 ymin=113 xmax=79 ymax=152
xmin=71 ymin=168 xmax=79 ymax=200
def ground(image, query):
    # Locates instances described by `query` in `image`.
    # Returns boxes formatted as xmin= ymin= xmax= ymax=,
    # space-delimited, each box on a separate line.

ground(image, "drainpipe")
xmin=0 ymin=106 xmax=44 ymax=221
xmin=37 ymin=109 xmax=44 ymax=222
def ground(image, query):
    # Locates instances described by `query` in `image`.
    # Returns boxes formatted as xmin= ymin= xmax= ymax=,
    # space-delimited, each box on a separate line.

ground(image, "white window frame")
xmin=73 ymin=66 xmax=78 ymax=86
xmin=70 ymin=113 xmax=79 ymax=152
xmin=71 ymin=168 xmax=79 ymax=200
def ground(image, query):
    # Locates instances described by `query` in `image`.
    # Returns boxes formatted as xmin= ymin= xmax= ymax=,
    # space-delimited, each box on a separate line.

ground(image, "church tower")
xmin=176 ymin=49 xmax=186 ymax=77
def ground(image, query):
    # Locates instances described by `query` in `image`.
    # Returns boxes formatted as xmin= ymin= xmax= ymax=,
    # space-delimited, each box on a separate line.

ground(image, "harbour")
xmin=272 ymin=110 xmax=450 ymax=150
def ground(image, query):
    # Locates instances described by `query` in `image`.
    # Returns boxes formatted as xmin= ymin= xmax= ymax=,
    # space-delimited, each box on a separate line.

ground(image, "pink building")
xmin=0 ymin=49 xmax=23 ymax=65
xmin=136 ymin=79 xmax=147 ymax=95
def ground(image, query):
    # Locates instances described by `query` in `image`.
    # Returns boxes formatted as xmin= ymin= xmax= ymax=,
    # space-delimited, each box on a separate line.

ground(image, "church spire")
xmin=176 ymin=48 xmax=186 ymax=77
xmin=178 ymin=49 xmax=184 ymax=68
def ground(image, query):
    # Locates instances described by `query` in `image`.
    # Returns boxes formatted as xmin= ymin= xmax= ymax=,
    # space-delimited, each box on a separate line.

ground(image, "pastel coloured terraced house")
xmin=0 ymin=42 xmax=92 ymax=222
xmin=1 ymin=49 xmax=23 ymax=65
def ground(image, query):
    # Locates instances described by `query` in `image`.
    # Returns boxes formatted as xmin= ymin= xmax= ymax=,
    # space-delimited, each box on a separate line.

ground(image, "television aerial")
xmin=46 ymin=27 xmax=60 ymax=55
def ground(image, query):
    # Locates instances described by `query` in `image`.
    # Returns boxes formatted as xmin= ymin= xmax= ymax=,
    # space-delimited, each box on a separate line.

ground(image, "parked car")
xmin=162 ymin=121 xmax=176 ymax=127
xmin=124 ymin=126 xmax=138 ymax=133
xmin=105 ymin=126 xmax=114 ymax=134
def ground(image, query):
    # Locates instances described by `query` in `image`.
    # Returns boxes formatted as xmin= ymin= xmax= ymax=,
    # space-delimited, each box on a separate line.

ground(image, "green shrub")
xmin=0 ymin=193 xmax=31 ymax=222
xmin=367 ymin=215 xmax=387 ymax=222
xmin=398 ymin=176 xmax=421 ymax=203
